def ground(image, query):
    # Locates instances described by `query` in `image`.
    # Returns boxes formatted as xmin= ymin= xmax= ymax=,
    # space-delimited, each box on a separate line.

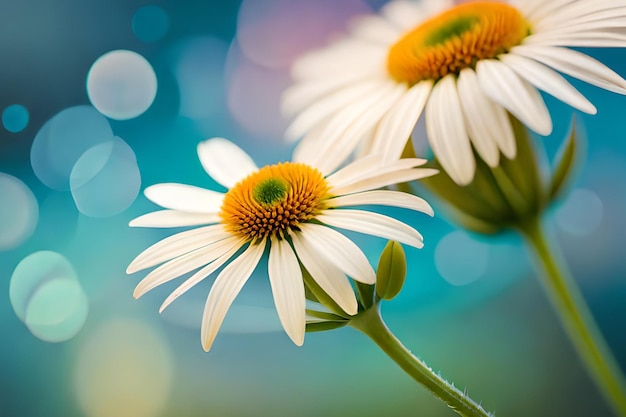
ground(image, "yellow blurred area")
xmin=73 ymin=318 xmax=173 ymax=417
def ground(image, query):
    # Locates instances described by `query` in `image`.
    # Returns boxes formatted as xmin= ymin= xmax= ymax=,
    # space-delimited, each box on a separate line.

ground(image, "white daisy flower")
xmin=127 ymin=138 xmax=436 ymax=351
xmin=283 ymin=0 xmax=626 ymax=185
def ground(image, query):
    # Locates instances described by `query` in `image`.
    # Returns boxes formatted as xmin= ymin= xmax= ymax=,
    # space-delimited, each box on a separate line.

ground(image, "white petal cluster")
xmin=283 ymin=0 xmax=626 ymax=185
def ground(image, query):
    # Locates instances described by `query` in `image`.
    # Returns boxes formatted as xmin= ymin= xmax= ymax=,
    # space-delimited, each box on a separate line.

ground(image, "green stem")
xmin=518 ymin=216 xmax=626 ymax=417
xmin=350 ymin=307 xmax=492 ymax=417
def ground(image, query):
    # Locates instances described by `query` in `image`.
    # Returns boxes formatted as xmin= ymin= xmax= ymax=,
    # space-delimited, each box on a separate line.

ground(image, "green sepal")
xmin=419 ymin=114 xmax=550 ymax=233
xmin=355 ymin=281 xmax=376 ymax=310
xmin=375 ymin=241 xmax=407 ymax=300
xmin=305 ymin=320 xmax=349 ymax=333
xmin=306 ymin=309 xmax=347 ymax=321
xmin=303 ymin=281 xmax=320 ymax=303
xmin=421 ymin=157 xmax=509 ymax=225
xmin=496 ymin=115 xmax=543 ymax=216
xmin=302 ymin=268 xmax=350 ymax=318
xmin=549 ymin=118 xmax=579 ymax=200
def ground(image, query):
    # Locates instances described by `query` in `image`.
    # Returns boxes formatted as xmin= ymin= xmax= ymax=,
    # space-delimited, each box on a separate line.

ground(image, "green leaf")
xmin=375 ymin=241 xmax=407 ymax=300
xmin=550 ymin=119 xmax=579 ymax=199
xmin=305 ymin=320 xmax=349 ymax=333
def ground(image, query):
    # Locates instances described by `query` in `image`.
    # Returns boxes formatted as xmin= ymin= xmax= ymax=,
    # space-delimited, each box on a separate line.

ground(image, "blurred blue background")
xmin=1 ymin=1 xmax=625 ymax=416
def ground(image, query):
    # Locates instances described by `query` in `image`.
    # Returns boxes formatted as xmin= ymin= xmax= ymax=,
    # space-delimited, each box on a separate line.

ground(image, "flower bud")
xmin=376 ymin=240 xmax=407 ymax=300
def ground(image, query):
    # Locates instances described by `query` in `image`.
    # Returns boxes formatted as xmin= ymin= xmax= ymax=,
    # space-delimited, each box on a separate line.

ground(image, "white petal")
xmin=327 ymin=156 xmax=427 ymax=190
xmin=534 ymin=2 xmax=626 ymax=29
xmin=524 ymin=0 xmax=577 ymax=23
xmin=282 ymin=73 xmax=377 ymax=118
xmin=381 ymin=0 xmax=426 ymax=30
xmin=133 ymin=236 xmax=245 ymax=299
xmin=317 ymin=209 xmax=424 ymax=249
xmin=197 ymin=138 xmax=258 ymax=189
xmin=159 ymin=242 xmax=244 ymax=313
xmin=536 ymin=16 xmax=626 ymax=34
xmin=284 ymin=79 xmax=385 ymax=142
xmin=201 ymin=239 xmax=265 ymax=352
xmin=509 ymin=0 xmax=546 ymax=16
xmin=291 ymin=40 xmax=387 ymax=81
xmin=298 ymin=223 xmax=375 ymax=284
xmin=129 ymin=210 xmax=220 ymax=228
xmin=500 ymin=53 xmax=596 ymax=114
xmin=349 ymin=15 xmax=402 ymax=44
xmin=305 ymin=83 xmax=406 ymax=175
xmin=524 ymin=30 xmax=626 ymax=48
xmin=457 ymin=68 xmax=501 ymax=167
xmin=457 ymin=68 xmax=516 ymax=160
xmin=292 ymin=123 xmax=327 ymax=166
xmin=330 ymin=167 xmax=438 ymax=196
xmin=476 ymin=59 xmax=552 ymax=135
xmin=420 ymin=0 xmax=454 ymax=17
xmin=369 ymin=81 xmax=433 ymax=162
xmin=511 ymin=45 xmax=626 ymax=94
xmin=268 ymin=237 xmax=305 ymax=346
xmin=325 ymin=155 xmax=384 ymax=189
xmin=144 ymin=183 xmax=225 ymax=213
xmin=290 ymin=232 xmax=358 ymax=315
xmin=127 ymin=224 xmax=229 ymax=274
xmin=327 ymin=190 xmax=434 ymax=216
xmin=426 ymin=74 xmax=475 ymax=185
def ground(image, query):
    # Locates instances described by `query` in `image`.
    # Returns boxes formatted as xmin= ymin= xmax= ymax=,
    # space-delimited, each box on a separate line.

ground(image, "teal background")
xmin=1 ymin=1 xmax=625 ymax=416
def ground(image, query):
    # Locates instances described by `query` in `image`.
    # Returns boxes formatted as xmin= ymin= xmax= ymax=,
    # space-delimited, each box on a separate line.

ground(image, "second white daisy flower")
xmin=127 ymin=138 xmax=436 ymax=351
xmin=283 ymin=0 xmax=626 ymax=185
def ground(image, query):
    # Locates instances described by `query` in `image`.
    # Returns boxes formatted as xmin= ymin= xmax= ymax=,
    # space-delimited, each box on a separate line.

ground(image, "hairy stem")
xmin=350 ymin=307 xmax=492 ymax=417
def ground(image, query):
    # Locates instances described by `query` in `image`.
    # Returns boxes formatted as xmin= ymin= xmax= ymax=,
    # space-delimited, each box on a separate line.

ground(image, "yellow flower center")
xmin=387 ymin=1 xmax=531 ymax=85
xmin=220 ymin=162 xmax=330 ymax=241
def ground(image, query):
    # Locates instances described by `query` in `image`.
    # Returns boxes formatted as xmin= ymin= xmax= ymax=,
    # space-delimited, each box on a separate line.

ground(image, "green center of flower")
xmin=387 ymin=1 xmax=531 ymax=85
xmin=253 ymin=178 xmax=289 ymax=205
xmin=423 ymin=15 xmax=479 ymax=47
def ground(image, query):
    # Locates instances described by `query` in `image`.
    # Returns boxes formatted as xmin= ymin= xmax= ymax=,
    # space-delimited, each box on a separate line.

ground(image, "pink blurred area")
xmin=227 ymin=0 xmax=374 ymax=140
xmin=236 ymin=0 xmax=373 ymax=70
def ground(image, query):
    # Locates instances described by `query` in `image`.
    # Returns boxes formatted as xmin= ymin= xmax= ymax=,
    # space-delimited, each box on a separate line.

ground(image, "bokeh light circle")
xmin=132 ymin=5 xmax=169 ymax=42
xmin=556 ymin=188 xmax=604 ymax=236
xmin=70 ymin=136 xmax=141 ymax=218
xmin=31 ymin=105 xmax=114 ymax=190
xmin=0 ymin=173 xmax=39 ymax=250
xmin=74 ymin=319 xmax=173 ymax=417
xmin=2 ymin=104 xmax=29 ymax=133
xmin=87 ymin=50 xmax=157 ymax=120
xmin=10 ymin=251 xmax=88 ymax=342
xmin=434 ymin=231 xmax=489 ymax=286
xmin=25 ymin=278 xmax=89 ymax=343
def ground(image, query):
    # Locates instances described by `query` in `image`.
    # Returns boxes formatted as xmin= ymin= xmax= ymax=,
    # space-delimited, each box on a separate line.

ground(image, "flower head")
xmin=127 ymin=138 xmax=436 ymax=351
xmin=283 ymin=0 xmax=626 ymax=185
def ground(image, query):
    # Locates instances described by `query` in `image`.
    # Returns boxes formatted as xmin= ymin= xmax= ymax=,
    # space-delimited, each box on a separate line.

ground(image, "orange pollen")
xmin=387 ymin=1 xmax=531 ymax=85
xmin=219 ymin=162 xmax=331 ymax=241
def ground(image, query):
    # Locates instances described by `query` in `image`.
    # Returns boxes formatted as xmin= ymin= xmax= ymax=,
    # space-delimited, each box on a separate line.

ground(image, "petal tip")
xmin=201 ymin=339 xmax=214 ymax=352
